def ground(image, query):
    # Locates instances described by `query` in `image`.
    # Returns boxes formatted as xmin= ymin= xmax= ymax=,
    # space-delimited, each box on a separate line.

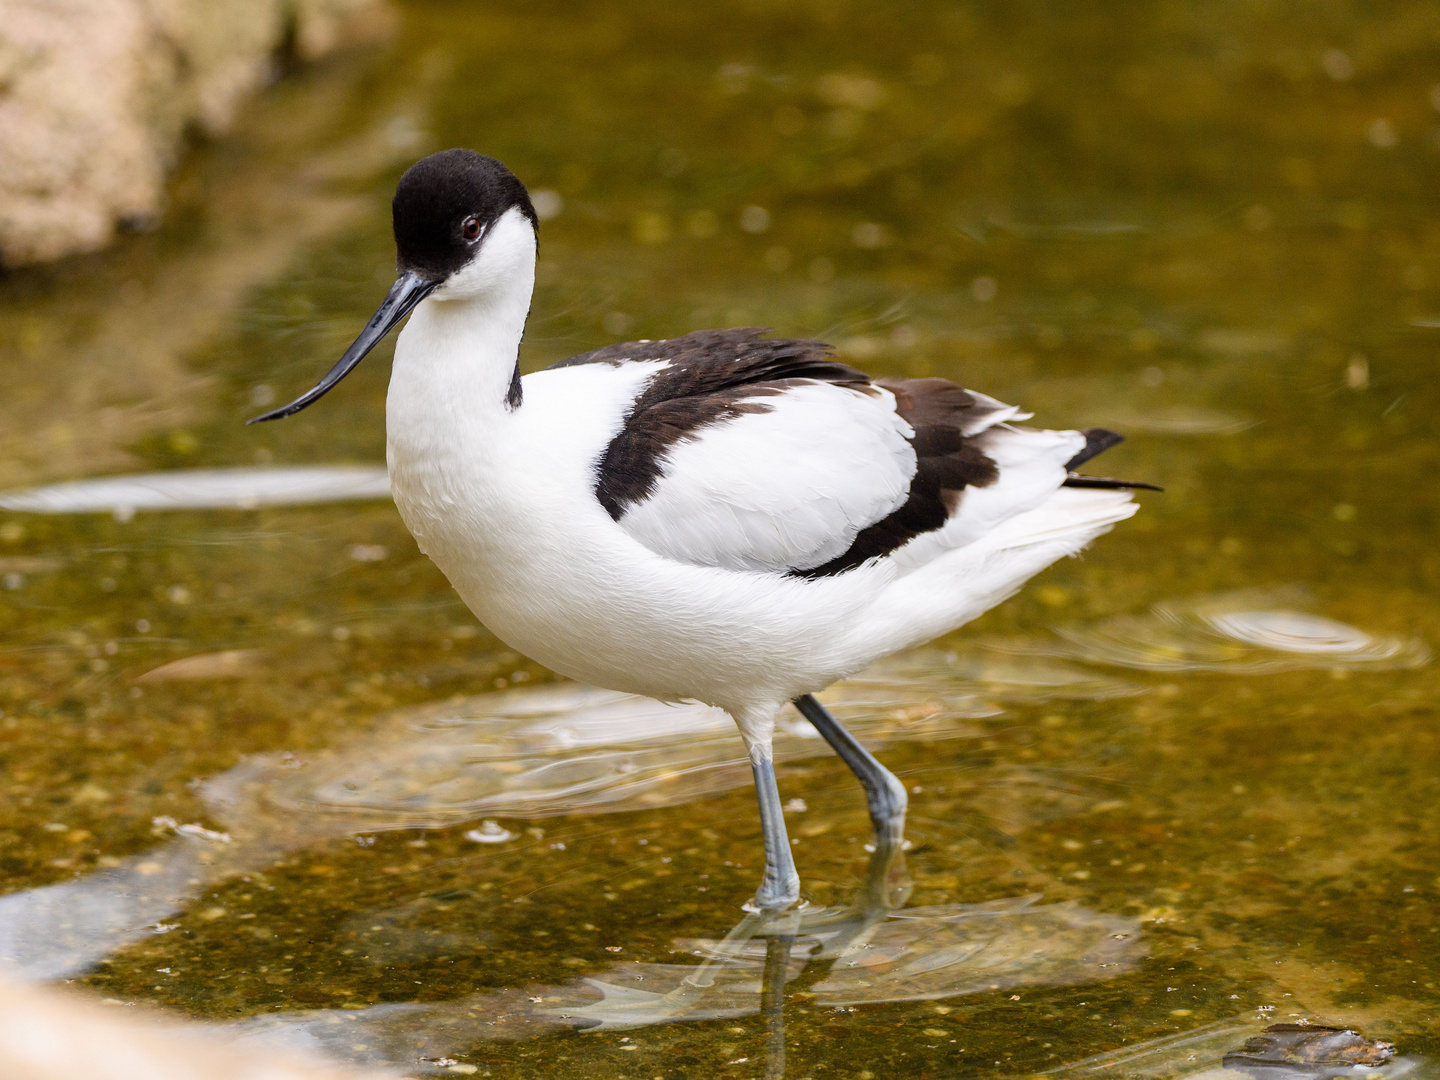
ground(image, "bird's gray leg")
xmin=749 ymin=752 xmax=801 ymax=910
xmin=793 ymin=694 xmax=907 ymax=847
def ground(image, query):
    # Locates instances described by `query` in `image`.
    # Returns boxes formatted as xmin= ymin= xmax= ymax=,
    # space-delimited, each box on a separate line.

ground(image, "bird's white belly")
xmin=387 ymin=464 xmax=873 ymax=711
xmin=385 ymin=406 xmax=871 ymax=712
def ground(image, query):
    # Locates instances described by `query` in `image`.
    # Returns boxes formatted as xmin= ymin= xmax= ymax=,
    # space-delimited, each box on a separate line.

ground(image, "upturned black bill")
xmin=247 ymin=270 xmax=438 ymax=423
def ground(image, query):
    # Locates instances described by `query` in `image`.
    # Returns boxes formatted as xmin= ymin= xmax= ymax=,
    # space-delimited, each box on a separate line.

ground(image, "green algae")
xmin=1 ymin=1 xmax=1438 ymax=1076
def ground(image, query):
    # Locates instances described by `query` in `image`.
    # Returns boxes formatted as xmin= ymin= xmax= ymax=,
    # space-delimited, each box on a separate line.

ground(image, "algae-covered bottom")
xmin=0 ymin=1 xmax=1437 ymax=1077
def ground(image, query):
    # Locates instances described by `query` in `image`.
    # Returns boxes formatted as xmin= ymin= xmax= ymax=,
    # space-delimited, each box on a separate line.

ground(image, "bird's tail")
xmin=853 ymin=487 xmax=1138 ymax=664
xmin=1061 ymin=428 xmax=1162 ymax=491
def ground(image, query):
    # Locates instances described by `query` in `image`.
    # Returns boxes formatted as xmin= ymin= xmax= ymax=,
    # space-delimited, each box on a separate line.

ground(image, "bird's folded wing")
xmin=612 ymin=379 xmax=917 ymax=573
xmin=570 ymin=329 xmax=1056 ymax=577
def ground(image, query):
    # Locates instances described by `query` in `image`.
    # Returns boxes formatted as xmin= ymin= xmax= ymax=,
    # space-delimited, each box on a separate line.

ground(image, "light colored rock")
xmin=0 ymin=24 xmax=430 ymax=489
xmin=0 ymin=0 xmax=386 ymax=266
xmin=0 ymin=972 xmax=390 ymax=1080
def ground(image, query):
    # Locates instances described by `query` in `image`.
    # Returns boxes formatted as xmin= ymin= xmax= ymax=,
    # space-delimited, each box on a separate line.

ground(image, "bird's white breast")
xmin=388 ymin=356 xmax=655 ymax=603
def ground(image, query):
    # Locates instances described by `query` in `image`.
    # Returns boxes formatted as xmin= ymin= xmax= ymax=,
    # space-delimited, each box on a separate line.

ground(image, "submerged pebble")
xmin=463 ymin=821 xmax=516 ymax=844
xmin=136 ymin=650 xmax=265 ymax=683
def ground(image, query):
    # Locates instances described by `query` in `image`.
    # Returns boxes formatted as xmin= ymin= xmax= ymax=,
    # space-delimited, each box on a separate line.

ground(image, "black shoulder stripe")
xmin=506 ymin=361 xmax=523 ymax=409
xmin=587 ymin=328 xmax=872 ymax=519
xmin=546 ymin=328 xmax=859 ymax=378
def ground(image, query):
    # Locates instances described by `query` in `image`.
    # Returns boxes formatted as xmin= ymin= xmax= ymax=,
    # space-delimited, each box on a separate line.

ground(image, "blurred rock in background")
xmin=0 ymin=0 xmax=389 ymax=267
xmin=0 ymin=972 xmax=389 ymax=1080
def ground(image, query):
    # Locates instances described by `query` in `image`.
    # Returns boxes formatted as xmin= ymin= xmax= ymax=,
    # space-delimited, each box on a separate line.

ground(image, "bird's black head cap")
xmin=392 ymin=149 xmax=537 ymax=280
xmin=247 ymin=150 xmax=535 ymax=424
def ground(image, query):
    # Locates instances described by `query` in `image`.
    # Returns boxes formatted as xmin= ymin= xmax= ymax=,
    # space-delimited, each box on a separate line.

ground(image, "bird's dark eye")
xmin=461 ymin=216 xmax=482 ymax=241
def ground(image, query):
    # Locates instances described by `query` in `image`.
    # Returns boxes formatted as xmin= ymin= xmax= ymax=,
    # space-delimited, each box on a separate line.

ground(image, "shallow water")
xmin=1 ymin=1 xmax=1438 ymax=1077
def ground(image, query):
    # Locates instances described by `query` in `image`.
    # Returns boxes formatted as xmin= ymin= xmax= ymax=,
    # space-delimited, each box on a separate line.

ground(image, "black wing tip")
xmin=1062 ymin=428 xmax=1160 ymax=489
xmin=1063 ymin=473 xmax=1163 ymax=492
xmin=1065 ymin=427 xmax=1125 ymax=470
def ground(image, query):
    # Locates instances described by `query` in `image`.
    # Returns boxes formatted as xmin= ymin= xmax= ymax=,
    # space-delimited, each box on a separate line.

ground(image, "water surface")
xmin=1 ymin=2 xmax=1437 ymax=1077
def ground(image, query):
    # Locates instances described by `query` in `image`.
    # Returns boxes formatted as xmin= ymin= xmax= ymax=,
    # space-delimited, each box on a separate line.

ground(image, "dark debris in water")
xmin=1224 ymin=1024 xmax=1396 ymax=1071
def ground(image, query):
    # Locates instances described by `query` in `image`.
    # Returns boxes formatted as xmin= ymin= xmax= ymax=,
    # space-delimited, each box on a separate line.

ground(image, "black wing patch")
xmin=556 ymin=328 xmax=873 ymax=520
xmin=1065 ymin=428 xmax=1124 ymax=470
xmin=792 ymin=377 xmax=1000 ymax=579
xmin=1063 ymin=475 xmax=1163 ymax=491
xmin=1061 ymin=428 xmax=1162 ymax=491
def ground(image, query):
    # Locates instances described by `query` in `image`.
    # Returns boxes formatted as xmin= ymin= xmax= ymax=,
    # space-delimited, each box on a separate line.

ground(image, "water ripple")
xmin=223 ymin=895 xmax=1144 ymax=1069
xmin=238 ymin=651 xmax=1134 ymax=829
xmin=1019 ymin=591 xmax=1430 ymax=674
xmin=0 ymin=466 xmax=390 ymax=514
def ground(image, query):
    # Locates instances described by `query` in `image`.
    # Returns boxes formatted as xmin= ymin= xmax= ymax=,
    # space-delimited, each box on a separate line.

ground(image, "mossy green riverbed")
xmin=0 ymin=2 xmax=1437 ymax=1077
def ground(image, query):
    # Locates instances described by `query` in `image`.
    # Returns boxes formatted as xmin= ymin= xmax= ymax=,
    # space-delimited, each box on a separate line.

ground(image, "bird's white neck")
xmin=396 ymin=286 xmax=530 ymax=412
xmin=388 ymin=207 xmax=537 ymax=435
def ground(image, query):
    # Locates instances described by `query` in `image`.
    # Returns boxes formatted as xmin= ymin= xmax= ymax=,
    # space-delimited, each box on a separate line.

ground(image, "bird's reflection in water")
xmin=545 ymin=841 xmax=914 ymax=1036
xmin=227 ymin=842 xmax=1142 ymax=1075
